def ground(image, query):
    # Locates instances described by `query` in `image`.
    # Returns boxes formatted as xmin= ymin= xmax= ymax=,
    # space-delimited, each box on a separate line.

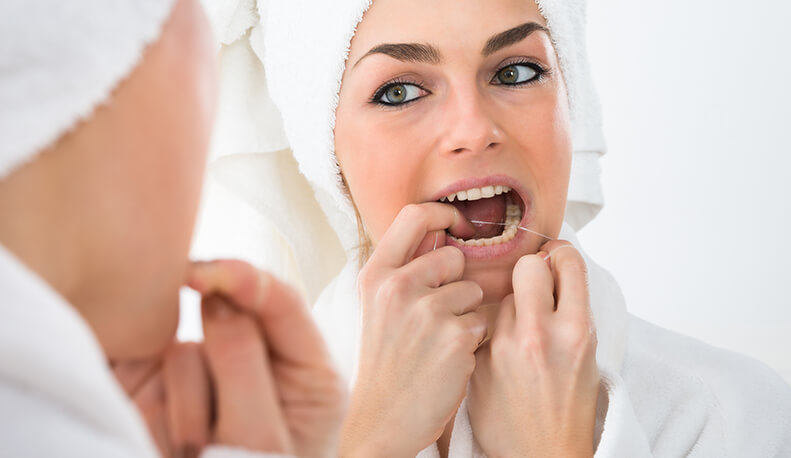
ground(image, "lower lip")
xmin=445 ymin=204 xmax=531 ymax=261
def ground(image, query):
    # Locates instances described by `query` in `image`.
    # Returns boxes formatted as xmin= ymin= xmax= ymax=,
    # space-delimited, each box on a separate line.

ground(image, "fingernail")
xmin=185 ymin=261 xmax=216 ymax=290
xmin=537 ymin=250 xmax=549 ymax=261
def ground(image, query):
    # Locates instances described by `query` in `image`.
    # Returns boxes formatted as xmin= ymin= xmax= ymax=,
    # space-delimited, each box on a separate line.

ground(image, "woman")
xmin=205 ymin=0 xmax=791 ymax=455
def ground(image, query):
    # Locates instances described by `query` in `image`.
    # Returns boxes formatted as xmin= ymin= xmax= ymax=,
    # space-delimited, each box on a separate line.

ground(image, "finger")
xmin=456 ymin=310 xmax=488 ymax=349
xmin=188 ymin=260 xmax=331 ymax=369
xmin=369 ymin=203 xmax=475 ymax=269
xmin=201 ymin=297 xmax=292 ymax=453
xmin=494 ymin=293 xmax=517 ymax=337
xmin=399 ymin=245 xmax=466 ymax=289
xmin=186 ymin=259 xmax=266 ymax=308
xmin=512 ymin=254 xmax=555 ymax=326
xmin=427 ymin=280 xmax=483 ymax=316
xmin=133 ymin=370 xmax=172 ymax=458
xmin=541 ymin=241 xmax=591 ymax=319
xmin=163 ymin=343 xmax=211 ymax=453
xmin=539 ymin=240 xmax=579 ymax=265
xmin=411 ymin=229 xmax=446 ymax=261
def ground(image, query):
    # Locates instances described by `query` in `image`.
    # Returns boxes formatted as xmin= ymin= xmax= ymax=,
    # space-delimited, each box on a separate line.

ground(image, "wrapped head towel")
xmin=0 ymin=0 xmax=176 ymax=180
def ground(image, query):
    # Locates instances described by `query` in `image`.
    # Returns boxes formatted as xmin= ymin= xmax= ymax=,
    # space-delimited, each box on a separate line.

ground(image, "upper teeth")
xmin=440 ymin=185 xmax=511 ymax=202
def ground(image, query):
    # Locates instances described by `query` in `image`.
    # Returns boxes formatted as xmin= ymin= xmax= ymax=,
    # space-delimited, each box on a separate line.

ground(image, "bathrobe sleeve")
xmin=592 ymin=369 xmax=653 ymax=456
xmin=0 ymin=380 xmax=159 ymax=458
xmin=593 ymin=316 xmax=791 ymax=457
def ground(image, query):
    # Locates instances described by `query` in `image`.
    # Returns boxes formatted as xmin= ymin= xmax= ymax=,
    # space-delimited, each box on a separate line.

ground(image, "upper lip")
xmin=429 ymin=174 xmax=529 ymax=207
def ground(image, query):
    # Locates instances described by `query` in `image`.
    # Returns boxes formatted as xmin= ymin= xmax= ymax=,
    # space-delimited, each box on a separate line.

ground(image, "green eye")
xmin=386 ymin=85 xmax=407 ymax=103
xmin=377 ymin=83 xmax=422 ymax=105
xmin=495 ymin=64 xmax=538 ymax=85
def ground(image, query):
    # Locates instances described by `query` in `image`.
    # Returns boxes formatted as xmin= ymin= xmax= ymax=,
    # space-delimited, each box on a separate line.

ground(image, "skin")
xmin=0 ymin=0 xmax=345 ymax=456
xmin=334 ymin=0 xmax=599 ymax=456
xmin=0 ymin=0 xmax=216 ymax=359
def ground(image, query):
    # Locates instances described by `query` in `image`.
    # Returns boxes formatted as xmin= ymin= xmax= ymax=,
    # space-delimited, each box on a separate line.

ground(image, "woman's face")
xmin=335 ymin=0 xmax=572 ymax=303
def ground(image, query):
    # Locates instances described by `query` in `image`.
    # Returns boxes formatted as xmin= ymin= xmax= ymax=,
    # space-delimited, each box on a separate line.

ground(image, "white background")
xmin=580 ymin=0 xmax=791 ymax=382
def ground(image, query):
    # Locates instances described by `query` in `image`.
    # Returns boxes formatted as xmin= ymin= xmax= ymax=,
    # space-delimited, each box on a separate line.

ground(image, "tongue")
xmin=449 ymin=194 xmax=506 ymax=239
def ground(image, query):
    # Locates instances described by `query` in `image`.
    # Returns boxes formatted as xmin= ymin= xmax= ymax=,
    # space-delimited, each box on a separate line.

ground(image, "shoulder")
xmin=621 ymin=315 xmax=791 ymax=456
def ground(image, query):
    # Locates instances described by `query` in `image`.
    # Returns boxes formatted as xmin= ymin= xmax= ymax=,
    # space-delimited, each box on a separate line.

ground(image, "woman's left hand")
xmin=467 ymin=240 xmax=600 ymax=457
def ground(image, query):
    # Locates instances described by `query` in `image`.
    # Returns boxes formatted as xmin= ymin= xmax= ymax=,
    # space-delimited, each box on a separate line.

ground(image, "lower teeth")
xmin=448 ymin=201 xmax=522 ymax=247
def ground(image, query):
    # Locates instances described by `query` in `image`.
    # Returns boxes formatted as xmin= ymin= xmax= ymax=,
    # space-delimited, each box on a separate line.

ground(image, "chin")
xmin=463 ymin=261 xmax=516 ymax=305
xmin=102 ymin=290 xmax=181 ymax=361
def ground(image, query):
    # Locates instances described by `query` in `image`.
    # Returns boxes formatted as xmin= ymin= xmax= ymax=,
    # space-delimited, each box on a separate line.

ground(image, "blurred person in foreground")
xmin=0 ymin=0 xmax=344 ymax=457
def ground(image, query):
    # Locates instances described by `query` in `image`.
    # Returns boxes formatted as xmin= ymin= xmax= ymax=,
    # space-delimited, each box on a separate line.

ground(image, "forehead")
xmin=349 ymin=0 xmax=548 ymax=60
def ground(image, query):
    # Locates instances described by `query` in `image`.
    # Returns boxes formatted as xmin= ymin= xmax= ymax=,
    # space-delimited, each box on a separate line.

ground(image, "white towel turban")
xmin=204 ymin=0 xmax=606 ymax=302
xmin=0 ymin=0 xmax=177 ymax=180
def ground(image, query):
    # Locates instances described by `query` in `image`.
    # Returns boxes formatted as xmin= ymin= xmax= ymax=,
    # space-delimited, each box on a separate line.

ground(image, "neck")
xmin=0 ymin=152 xmax=85 ymax=305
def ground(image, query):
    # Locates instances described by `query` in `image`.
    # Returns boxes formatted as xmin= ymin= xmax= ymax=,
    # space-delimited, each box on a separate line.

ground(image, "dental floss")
xmin=468 ymin=220 xmax=556 ymax=242
xmin=433 ymin=231 xmax=439 ymax=251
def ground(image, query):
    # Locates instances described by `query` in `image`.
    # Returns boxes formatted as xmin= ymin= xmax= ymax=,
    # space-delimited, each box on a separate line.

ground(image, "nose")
xmin=437 ymin=87 xmax=504 ymax=156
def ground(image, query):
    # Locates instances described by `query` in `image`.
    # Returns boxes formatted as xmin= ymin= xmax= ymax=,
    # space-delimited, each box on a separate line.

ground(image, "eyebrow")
xmin=353 ymin=43 xmax=441 ymax=68
xmin=353 ymin=21 xmax=550 ymax=68
xmin=482 ymin=22 xmax=550 ymax=57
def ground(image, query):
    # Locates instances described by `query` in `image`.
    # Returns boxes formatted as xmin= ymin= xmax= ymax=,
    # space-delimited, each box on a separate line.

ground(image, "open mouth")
xmin=439 ymin=184 xmax=525 ymax=247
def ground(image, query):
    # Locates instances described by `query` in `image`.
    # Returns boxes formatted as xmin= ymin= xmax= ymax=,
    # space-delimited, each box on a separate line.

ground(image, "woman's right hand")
xmin=115 ymin=260 xmax=346 ymax=458
xmin=339 ymin=203 xmax=487 ymax=457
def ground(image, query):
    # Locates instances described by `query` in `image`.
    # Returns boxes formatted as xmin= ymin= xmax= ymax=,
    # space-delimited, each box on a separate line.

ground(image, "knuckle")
xmin=375 ymin=273 xmax=409 ymax=306
xmin=560 ymin=319 xmax=596 ymax=351
xmin=432 ymin=254 xmax=454 ymax=283
xmin=357 ymin=265 xmax=377 ymax=291
xmin=444 ymin=245 xmax=465 ymax=267
xmin=518 ymin=326 xmax=549 ymax=354
xmin=440 ymin=248 xmax=466 ymax=281
xmin=400 ymin=203 xmax=426 ymax=223
xmin=417 ymin=293 xmax=442 ymax=311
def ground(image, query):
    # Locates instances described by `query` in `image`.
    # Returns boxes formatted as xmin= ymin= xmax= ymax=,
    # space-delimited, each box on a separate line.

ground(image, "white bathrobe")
xmin=311 ymin=224 xmax=791 ymax=457
xmin=0 ymin=244 xmax=289 ymax=458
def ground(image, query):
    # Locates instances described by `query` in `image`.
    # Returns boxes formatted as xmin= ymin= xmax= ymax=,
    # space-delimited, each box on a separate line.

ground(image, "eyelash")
xmin=369 ymin=77 xmax=427 ymax=109
xmin=491 ymin=59 xmax=549 ymax=87
xmin=369 ymin=59 xmax=549 ymax=108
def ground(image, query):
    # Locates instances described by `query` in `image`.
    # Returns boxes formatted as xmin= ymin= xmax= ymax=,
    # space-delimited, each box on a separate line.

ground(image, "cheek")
xmin=335 ymin=111 xmax=430 ymax=244
xmin=504 ymin=91 xmax=572 ymax=213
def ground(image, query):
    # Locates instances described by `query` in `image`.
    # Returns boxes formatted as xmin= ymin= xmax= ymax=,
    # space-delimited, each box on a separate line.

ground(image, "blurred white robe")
xmin=0 ymin=245 xmax=288 ymax=458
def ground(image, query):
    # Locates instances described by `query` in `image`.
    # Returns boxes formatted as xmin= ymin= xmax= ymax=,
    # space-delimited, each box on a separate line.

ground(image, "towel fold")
xmin=0 ymin=0 xmax=176 ymax=180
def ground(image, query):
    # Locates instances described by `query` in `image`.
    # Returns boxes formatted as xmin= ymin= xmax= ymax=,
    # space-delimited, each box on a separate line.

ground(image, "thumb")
xmin=187 ymin=260 xmax=331 ymax=369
